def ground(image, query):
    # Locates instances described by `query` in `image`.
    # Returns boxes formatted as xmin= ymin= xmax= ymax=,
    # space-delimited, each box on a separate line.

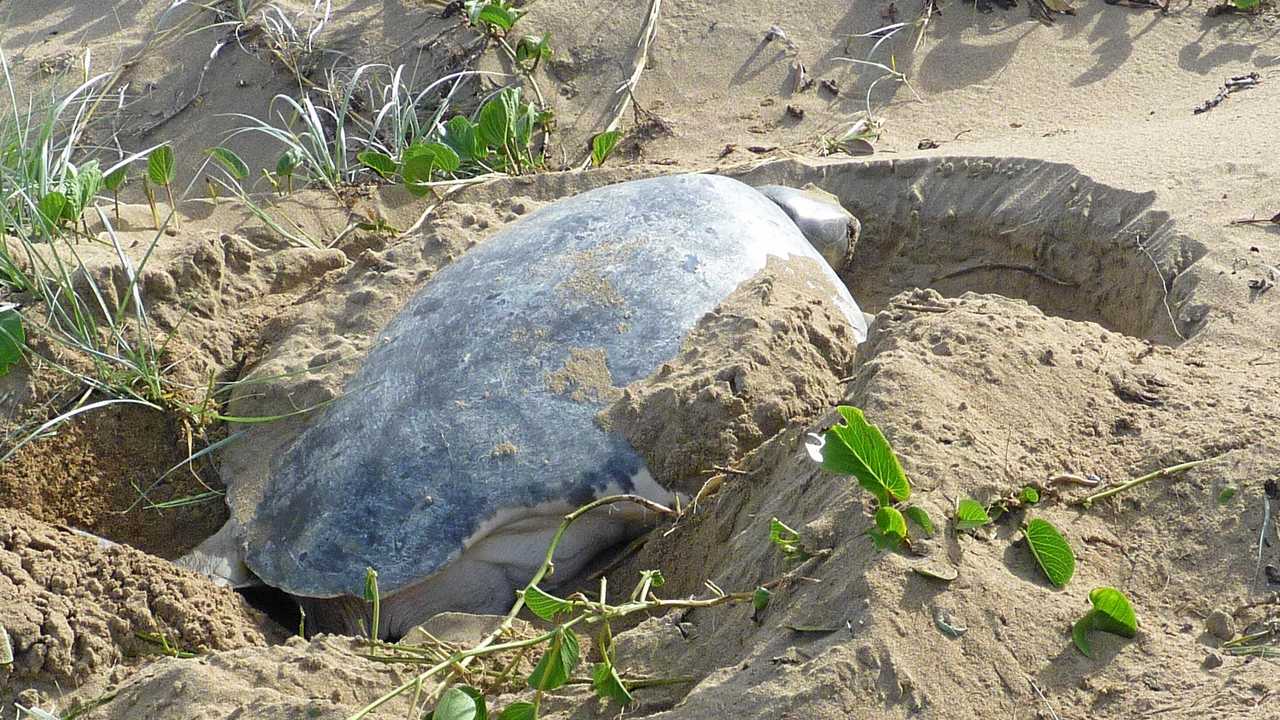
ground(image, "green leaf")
xmin=402 ymin=143 xmax=461 ymax=196
xmin=1232 ymin=0 xmax=1260 ymax=9
xmin=208 ymin=147 xmax=250 ymax=181
xmin=523 ymin=585 xmax=573 ymax=621
xmin=1073 ymin=589 xmax=1138 ymax=657
xmin=362 ymin=567 xmax=379 ymax=602
xmin=276 ymin=149 xmax=302 ymax=177
xmin=104 ymin=166 xmax=128 ymax=191
xmin=1072 ymin=610 xmax=1097 ymax=657
xmin=819 ymin=406 xmax=910 ymax=505
xmin=476 ymin=5 xmax=517 ymax=30
xmin=527 ymin=627 xmax=579 ymax=691
xmin=147 ymin=145 xmax=175 ymax=186
xmin=752 ymin=586 xmax=771 ymax=613
xmin=1024 ymin=518 xmax=1075 ymax=588
xmin=433 ymin=687 xmax=479 ymax=720
xmin=954 ymin=498 xmax=991 ymax=531
xmin=902 ymin=505 xmax=934 ymax=537
xmin=1217 ymin=486 xmax=1236 ymax=504
xmin=591 ymin=660 xmax=633 ymax=705
xmin=1020 ymin=486 xmax=1040 ymax=505
xmin=497 ymin=703 xmax=535 ymax=720
xmin=504 ymin=89 xmax=536 ymax=152
xmin=0 ymin=308 xmax=25 ymax=377
xmin=357 ymin=150 xmax=397 ymax=179
xmin=640 ymin=569 xmax=665 ymax=588
xmin=443 ymin=116 xmax=481 ymax=162
xmin=875 ymin=506 xmax=907 ymax=544
xmin=515 ymin=33 xmax=552 ymax=66
xmin=1088 ymin=587 xmax=1137 ymax=638
xmin=591 ymin=130 xmax=621 ymax=168
xmin=477 ymin=97 xmax=511 ymax=152
xmin=768 ymin=517 xmax=811 ymax=562
xmin=36 ymin=191 xmax=67 ymax=229
xmin=75 ymin=160 xmax=103 ymax=211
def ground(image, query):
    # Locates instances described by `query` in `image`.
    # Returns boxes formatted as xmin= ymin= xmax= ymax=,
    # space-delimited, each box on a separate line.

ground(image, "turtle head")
xmin=756 ymin=184 xmax=860 ymax=272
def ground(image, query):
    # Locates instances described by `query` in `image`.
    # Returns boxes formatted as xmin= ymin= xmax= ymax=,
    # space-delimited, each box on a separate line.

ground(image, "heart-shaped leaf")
xmin=357 ymin=150 xmax=397 ymax=179
xmin=476 ymin=5 xmax=517 ymax=30
xmin=591 ymin=130 xmax=621 ymax=168
xmin=443 ymin=116 xmax=482 ymax=161
xmin=74 ymin=160 xmax=103 ymax=211
xmin=208 ymin=147 xmax=250 ymax=181
xmin=433 ymin=686 xmax=481 ymax=720
xmin=147 ymin=145 xmax=175 ymax=186
xmin=527 ymin=627 xmax=579 ymax=691
xmin=477 ymin=96 xmax=511 ymax=152
xmin=1024 ymin=518 xmax=1075 ymax=588
xmin=818 ymin=406 xmax=910 ymax=505
xmin=104 ymin=166 xmax=128 ymax=191
xmin=276 ymin=149 xmax=302 ymax=177
xmin=1073 ymin=587 xmax=1138 ymax=657
xmin=36 ymin=191 xmax=67 ymax=230
xmin=875 ymin=506 xmax=907 ymax=543
xmin=1088 ymin=587 xmax=1137 ymax=638
xmin=902 ymin=505 xmax=934 ymax=537
xmin=402 ymin=142 xmax=461 ymax=195
xmin=954 ymin=499 xmax=991 ymax=531
xmin=523 ymin=585 xmax=573 ymax=621
xmin=591 ymin=660 xmax=633 ymax=705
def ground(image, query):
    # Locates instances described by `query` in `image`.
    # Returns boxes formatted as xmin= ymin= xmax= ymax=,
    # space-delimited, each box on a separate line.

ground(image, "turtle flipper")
xmin=177 ymin=518 xmax=257 ymax=588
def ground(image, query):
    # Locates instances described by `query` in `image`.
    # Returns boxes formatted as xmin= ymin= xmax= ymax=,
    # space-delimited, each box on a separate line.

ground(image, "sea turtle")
xmin=183 ymin=173 xmax=868 ymax=638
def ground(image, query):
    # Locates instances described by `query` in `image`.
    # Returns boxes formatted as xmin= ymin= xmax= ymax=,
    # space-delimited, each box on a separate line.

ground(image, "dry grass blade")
xmin=576 ymin=0 xmax=661 ymax=169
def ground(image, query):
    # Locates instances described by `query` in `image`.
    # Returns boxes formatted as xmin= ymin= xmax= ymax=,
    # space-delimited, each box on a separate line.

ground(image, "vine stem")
xmin=346 ymin=494 xmax=677 ymax=720
xmin=1073 ymin=453 xmax=1229 ymax=508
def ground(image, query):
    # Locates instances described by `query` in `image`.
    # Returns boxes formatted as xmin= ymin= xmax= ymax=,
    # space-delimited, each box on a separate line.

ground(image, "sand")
xmin=2 ymin=0 xmax=1279 ymax=718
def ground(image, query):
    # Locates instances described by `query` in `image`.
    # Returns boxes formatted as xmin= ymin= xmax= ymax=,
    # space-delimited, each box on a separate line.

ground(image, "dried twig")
xmin=931 ymin=262 xmax=1076 ymax=288
xmin=1133 ymin=233 xmax=1186 ymax=342
xmin=1074 ymin=453 xmax=1228 ymax=508
xmin=577 ymin=0 xmax=661 ymax=169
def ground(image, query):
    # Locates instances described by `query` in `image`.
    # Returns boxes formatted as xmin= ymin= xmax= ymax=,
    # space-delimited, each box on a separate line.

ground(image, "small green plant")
xmin=146 ymin=145 xmax=178 ymax=230
xmin=1072 ymin=587 xmax=1137 ymax=657
xmin=768 ymin=517 xmax=812 ymax=563
xmin=467 ymin=0 xmax=522 ymax=34
xmin=363 ymin=567 xmax=381 ymax=644
xmin=103 ymin=165 xmax=127 ymax=219
xmin=954 ymin=498 xmax=991 ymax=531
xmin=515 ymin=33 xmax=553 ymax=70
xmin=805 ymin=406 xmax=932 ymax=549
xmin=590 ymin=130 xmax=621 ymax=168
xmin=1023 ymin=517 xmax=1075 ymax=588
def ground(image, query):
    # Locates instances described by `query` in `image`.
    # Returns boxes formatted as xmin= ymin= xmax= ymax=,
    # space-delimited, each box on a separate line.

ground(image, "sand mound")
xmin=605 ymin=255 xmax=860 ymax=495
xmin=0 ymin=509 xmax=273 ymax=709
xmin=74 ymin=636 xmax=415 ymax=720
xmin=592 ymin=289 xmax=1278 ymax=719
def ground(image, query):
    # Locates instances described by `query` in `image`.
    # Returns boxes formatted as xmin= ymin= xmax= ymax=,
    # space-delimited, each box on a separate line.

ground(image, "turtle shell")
xmin=242 ymin=173 xmax=867 ymax=599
